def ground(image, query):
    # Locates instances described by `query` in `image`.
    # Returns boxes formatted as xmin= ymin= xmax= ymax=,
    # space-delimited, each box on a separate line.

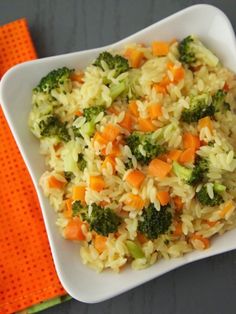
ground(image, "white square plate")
xmin=1 ymin=4 xmax=236 ymax=303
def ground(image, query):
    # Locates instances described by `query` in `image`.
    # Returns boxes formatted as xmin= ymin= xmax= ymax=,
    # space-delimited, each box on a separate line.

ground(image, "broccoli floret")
xmin=77 ymin=153 xmax=86 ymax=171
xmin=173 ymin=158 xmax=208 ymax=186
xmin=72 ymin=106 xmax=105 ymax=138
xmin=181 ymin=90 xmax=230 ymax=123
xmin=35 ymin=67 xmax=73 ymax=93
xmin=72 ymin=200 xmax=84 ymax=217
xmin=138 ymin=203 xmax=172 ymax=240
xmin=72 ymin=125 xmax=82 ymax=138
xmin=113 ymin=55 xmax=130 ymax=75
xmin=93 ymin=51 xmax=129 ymax=77
xmin=64 ymin=171 xmax=74 ymax=182
xmin=89 ymin=204 xmax=121 ymax=236
xmin=94 ymin=51 xmax=114 ymax=69
xmin=196 ymin=185 xmax=224 ymax=206
xmin=212 ymin=89 xmax=230 ymax=112
xmin=72 ymin=200 xmax=88 ymax=220
xmin=188 ymin=157 xmax=208 ymax=185
xmin=125 ymin=158 xmax=133 ymax=170
xmin=126 ymin=132 xmax=166 ymax=165
xmin=181 ymin=94 xmax=214 ymax=123
xmin=39 ymin=115 xmax=70 ymax=142
xmin=178 ymin=35 xmax=219 ymax=67
xmin=83 ymin=105 xmax=106 ymax=122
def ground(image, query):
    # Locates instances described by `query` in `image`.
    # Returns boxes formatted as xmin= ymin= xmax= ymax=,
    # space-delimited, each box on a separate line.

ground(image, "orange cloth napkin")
xmin=0 ymin=19 xmax=66 ymax=314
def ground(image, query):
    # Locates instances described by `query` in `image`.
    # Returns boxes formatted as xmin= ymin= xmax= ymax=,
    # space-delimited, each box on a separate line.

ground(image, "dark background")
xmin=1 ymin=1 xmax=236 ymax=313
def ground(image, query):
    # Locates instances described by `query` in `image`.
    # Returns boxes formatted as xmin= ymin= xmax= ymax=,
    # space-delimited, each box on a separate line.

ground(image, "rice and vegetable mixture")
xmin=29 ymin=36 xmax=236 ymax=272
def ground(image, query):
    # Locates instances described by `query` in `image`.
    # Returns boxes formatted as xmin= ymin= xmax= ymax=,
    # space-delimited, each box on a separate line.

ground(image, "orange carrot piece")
xmin=64 ymin=218 xmax=85 ymax=241
xmin=128 ymin=100 xmax=139 ymax=117
xmin=219 ymin=200 xmax=234 ymax=218
xmin=138 ymin=118 xmax=156 ymax=132
xmin=94 ymin=234 xmax=107 ymax=254
xmin=160 ymin=74 xmax=171 ymax=88
xmin=183 ymin=133 xmax=200 ymax=151
xmin=102 ymin=155 xmax=116 ymax=173
xmin=64 ymin=198 xmax=73 ymax=218
xmin=101 ymin=142 xmax=121 ymax=157
xmin=119 ymin=112 xmax=133 ymax=132
xmin=156 ymin=191 xmax=170 ymax=206
xmin=124 ymin=48 xmax=144 ymax=68
xmin=167 ymin=62 xmax=185 ymax=83
xmin=89 ymin=176 xmax=105 ymax=192
xmin=110 ymin=142 xmax=121 ymax=157
xmin=70 ymin=72 xmax=84 ymax=83
xmin=223 ymin=82 xmax=229 ymax=92
xmin=93 ymin=132 xmax=107 ymax=146
xmin=167 ymin=149 xmax=182 ymax=161
xmin=148 ymin=103 xmax=163 ymax=120
xmin=158 ymin=154 xmax=168 ymax=162
xmin=48 ymin=176 xmax=65 ymax=189
xmin=148 ymin=158 xmax=172 ymax=179
xmin=190 ymin=234 xmax=210 ymax=249
xmin=179 ymin=147 xmax=195 ymax=164
xmin=125 ymin=194 xmax=145 ymax=210
xmin=153 ymin=83 xmax=167 ymax=94
xmin=99 ymin=200 xmax=109 ymax=207
xmin=74 ymin=110 xmax=83 ymax=117
xmin=173 ymin=221 xmax=183 ymax=237
xmin=173 ymin=196 xmax=183 ymax=212
xmin=72 ymin=185 xmax=86 ymax=203
xmin=125 ymin=170 xmax=145 ymax=189
xmin=152 ymin=41 xmax=169 ymax=56
xmin=137 ymin=232 xmax=147 ymax=244
xmin=107 ymin=106 xmax=119 ymax=115
xmin=102 ymin=124 xmax=120 ymax=142
xmin=198 ymin=116 xmax=213 ymax=134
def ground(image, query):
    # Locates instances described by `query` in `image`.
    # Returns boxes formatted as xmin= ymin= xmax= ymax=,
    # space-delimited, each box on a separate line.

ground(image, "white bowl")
xmin=1 ymin=4 xmax=236 ymax=304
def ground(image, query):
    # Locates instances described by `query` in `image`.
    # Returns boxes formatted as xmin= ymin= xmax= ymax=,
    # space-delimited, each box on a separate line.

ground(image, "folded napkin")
xmin=0 ymin=19 xmax=66 ymax=314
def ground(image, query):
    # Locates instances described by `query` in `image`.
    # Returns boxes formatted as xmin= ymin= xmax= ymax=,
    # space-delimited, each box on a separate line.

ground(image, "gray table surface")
xmin=1 ymin=0 xmax=236 ymax=313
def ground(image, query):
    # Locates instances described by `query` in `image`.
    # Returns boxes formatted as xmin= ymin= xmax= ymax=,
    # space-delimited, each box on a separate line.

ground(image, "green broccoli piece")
xmin=125 ymin=240 xmax=145 ymax=259
xmin=35 ymin=67 xmax=73 ymax=93
xmin=72 ymin=106 xmax=105 ymax=138
xmin=64 ymin=171 xmax=74 ymax=182
xmin=181 ymin=94 xmax=215 ymax=123
xmin=89 ymin=204 xmax=121 ymax=236
xmin=172 ymin=158 xmax=208 ymax=186
xmin=94 ymin=51 xmax=114 ymax=69
xmin=212 ymin=89 xmax=230 ymax=112
xmin=72 ymin=200 xmax=88 ymax=220
xmin=188 ymin=157 xmax=208 ymax=185
xmin=72 ymin=125 xmax=82 ymax=138
xmin=126 ymin=131 xmax=166 ymax=165
xmin=125 ymin=158 xmax=133 ymax=170
xmin=83 ymin=105 xmax=106 ymax=122
xmin=178 ymin=35 xmax=219 ymax=67
xmin=77 ymin=153 xmax=86 ymax=171
xmin=138 ymin=203 xmax=172 ymax=240
xmin=93 ymin=51 xmax=129 ymax=77
xmin=196 ymin=185 xmax=224 ymax=206
xmin=72 ymin=200 xmax=84 ymax=217
xmin=213 ymin=182 xmax=226 ymax=193
xmin=39 ymin=115 xmax=70 ymax=142
xmin=181 ymin=90 xmax=230 ymax=123
xmin=110 ymin=80 xmax=127 ymax=100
